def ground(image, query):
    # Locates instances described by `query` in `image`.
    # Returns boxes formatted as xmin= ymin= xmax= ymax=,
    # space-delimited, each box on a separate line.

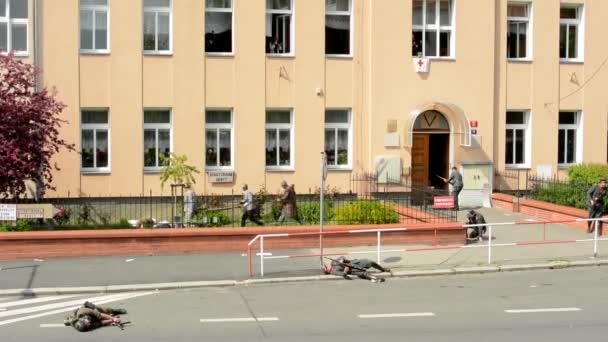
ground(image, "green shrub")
xmin=0 ymin=219 xmax=33 ymax=232
xmin=297 ymin=202 xmax=335 ymax=224
xmin=530 ymin=164 xmax=608 ymax=211
xmin=194 ymin=210 xmax=232 ymax=227
xmin=334 ymin=200 xmax=399 ymax=224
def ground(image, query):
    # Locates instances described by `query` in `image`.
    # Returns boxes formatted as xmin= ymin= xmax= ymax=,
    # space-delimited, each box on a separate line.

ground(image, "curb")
xmin=1 ymin=260 xmax=607 ymax=296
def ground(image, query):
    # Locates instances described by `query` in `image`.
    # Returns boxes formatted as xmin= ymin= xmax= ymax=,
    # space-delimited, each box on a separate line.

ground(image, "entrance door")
xmin=411 ymin=134 xmax=429 ymax=186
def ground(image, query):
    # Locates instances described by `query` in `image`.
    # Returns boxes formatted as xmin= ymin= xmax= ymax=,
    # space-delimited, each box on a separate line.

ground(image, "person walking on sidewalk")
xmin=587 ymin=177 xmax=607 ymax=235
xmin=277 ymin=180 xmax=303 ymax=225
xmin=64 ymin=301 xmax=127 ymax=332
xmin=323 ymin=256 xmax=392 ymax=282
xmin=240 ymin=184 xmax=263 ymax=227
xmin=443 ymin=165 xmax=463 ymax=210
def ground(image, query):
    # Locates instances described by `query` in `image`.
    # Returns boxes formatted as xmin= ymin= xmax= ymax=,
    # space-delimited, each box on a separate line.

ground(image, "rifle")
xmin=435 ymin=174 xmax=448 ymax=183
xmin=114 ymin=321 xmax=131 ymax=330
xmin=323 ymin=257 xmax=387 ymax=282
xmin=323 ymin=257 xmax=371 ymax=273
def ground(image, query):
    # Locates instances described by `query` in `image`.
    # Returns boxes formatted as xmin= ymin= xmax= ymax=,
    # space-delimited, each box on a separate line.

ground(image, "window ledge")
xmin=2 ymin=52 xmax=28 ymax=57
xmin=80 ymin=50 xmax=111 ymax=55
xmin=326 ymin=54 xmax=353 ymax=59
xmin=144 ymin=51 xmax=173 ymax=56
xmin=205 ymin=52 xmax=234 ymax=57
xmin=560 ymin=58 xmax=584 ymax=64
xmin=143 ymin=169 xmax=162 ymax=173
xmin=81 ymin=170 xmax=111 ymax=174
xmin=205 ymin=167 xmax=234 ymax=171
xmin=266 ymin=53 xmax=295 ymax=59
xmin=328 ymin=167 xmax=353 ymax=171
xmin=265 ymin=167 xmax=295 ymax=172
xmin=507 ymin=58 xmax=533 ymax=63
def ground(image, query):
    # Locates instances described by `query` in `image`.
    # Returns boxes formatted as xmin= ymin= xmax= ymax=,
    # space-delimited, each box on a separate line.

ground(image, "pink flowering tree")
xmin=0 ymin=53 xmax=75 ymax=198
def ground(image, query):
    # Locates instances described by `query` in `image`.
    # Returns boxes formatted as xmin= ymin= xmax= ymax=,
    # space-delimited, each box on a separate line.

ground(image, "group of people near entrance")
xmin=239 ymin=180 xmax=303 ymax=227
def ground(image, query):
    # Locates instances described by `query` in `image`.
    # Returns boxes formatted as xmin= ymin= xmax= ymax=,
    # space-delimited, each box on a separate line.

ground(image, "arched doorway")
xmin=411 ymin=110 xmax=450 ymax=189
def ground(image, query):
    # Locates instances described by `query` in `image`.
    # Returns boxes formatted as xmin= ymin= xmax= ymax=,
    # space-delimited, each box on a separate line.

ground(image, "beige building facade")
xmin=5 ymin=0 xmax=608 ymax=198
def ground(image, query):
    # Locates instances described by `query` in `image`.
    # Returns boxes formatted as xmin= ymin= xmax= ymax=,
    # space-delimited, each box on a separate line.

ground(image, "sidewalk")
xmin=1 ymin=206 xmax=607 ymax=294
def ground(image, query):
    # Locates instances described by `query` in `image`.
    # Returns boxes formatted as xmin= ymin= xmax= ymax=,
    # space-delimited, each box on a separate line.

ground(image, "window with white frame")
xmin=325 ymin=0 xmax=351 ymax=55
xmin=265 ymin=0 xmax=292 ymax=55
xmin=507 ymin=2 xmax=530 ymax=59
xmin=265 ymin=110 xmax=293 ymax=168
xmin=205 ymin=110 xmax=232 ymax=168
xmin=0 ymin=0 xmax=28 ymax=54
xmin=505 ymin=111 xmax=529 ymax=166
xmin=559 ymin=5 xmax=583 ymax=60
xmin=412 ymin=0 xmax=454 ymax=57
xmin=81 ymin=110 xmax=110 ymax=171
xmin=205 ymin=0 xmax=232 ymax=53
xmin=143 ymin=0 xmax=171 ymax=53
xmin=325 ymin=110 xmax=351 ymax=167
xmin=558 ymin=111 xmax=580 ymax=165
xmin=143 ymin=110 xmax=172 ymax=170
xmin=80 ymin=0 xmax=109 ymax=52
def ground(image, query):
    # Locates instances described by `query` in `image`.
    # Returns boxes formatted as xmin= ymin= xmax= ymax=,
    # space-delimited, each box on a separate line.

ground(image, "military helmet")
xmin=73 ymin=317 xmax=89 ymax=332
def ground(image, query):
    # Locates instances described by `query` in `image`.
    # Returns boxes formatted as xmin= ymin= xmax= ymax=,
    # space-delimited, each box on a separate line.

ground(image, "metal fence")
xmin=2 ymin=171 xmax=456 ymax=228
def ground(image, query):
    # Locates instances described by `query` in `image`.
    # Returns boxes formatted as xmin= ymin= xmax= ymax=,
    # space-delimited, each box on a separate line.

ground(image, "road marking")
xmin=200 ymin=317 xmax=279 ymax=323
xmin=40 ymin=324 xmax=66 ymax=328
xmin=505 ymin=308 xmax=582 ymax=314
xmin=0 ymin=295 xmax=80 ymax=309
xmin=0 ymin=291 xmax=155 ymax=326
xmin=358 ymin=313 xmax=435 ymax=319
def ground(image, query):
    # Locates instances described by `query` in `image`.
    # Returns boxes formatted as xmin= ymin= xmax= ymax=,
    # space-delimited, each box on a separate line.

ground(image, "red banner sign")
xmin=433 ymin=196 xmax=455 ymax=209
xmin=470 ymin=120 xmax=478 ymax=128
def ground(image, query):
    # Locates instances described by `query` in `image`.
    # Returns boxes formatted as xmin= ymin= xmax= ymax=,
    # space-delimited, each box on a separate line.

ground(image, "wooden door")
xmin=411 ymin=134 xmax=429 ymax=186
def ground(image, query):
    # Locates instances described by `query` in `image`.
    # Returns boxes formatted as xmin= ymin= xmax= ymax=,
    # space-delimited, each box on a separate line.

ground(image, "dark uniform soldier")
xmin=323 ymin=256 xmax=391 ymax=282
xmin=466 ymin=209 xmax=487 ymax=240
xmin=64 ymin=301 xmax=127 ymax=332
xmin=444 ymin=166 xmax=463 ymax=211
xmin=587 ymin=177 xmax=607 ymax=235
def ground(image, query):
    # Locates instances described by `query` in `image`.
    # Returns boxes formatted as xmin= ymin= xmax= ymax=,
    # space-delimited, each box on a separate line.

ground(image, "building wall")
xmin=21 ymin=0 xmax=608 ymax=197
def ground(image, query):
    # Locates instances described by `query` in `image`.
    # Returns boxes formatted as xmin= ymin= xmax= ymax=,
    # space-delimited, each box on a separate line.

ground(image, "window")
xmin=205 ymin=0 xmax=233 ymax=54
xmin=507 ymin=2 xmax=530 ymax=59
xmin=265 ymin=110 xmax=293 ymax=168
xmin=558 ymin=111 xmax=581 ymax=165
xmin=325 ymin=0 xmax=351 ymax=55
xmin=266 ymin=0 xmax=292 ymax=55
xmin=559 ymin=5 xmax=583 ymax=60
xmin=80 ymin=0 xmax=109 ymax=52
xmin=505 ymin=111 xmax=530 ymax=166
xmin=81 ymin=110 xmax=110 ymax=172
xmin=143 ymin=0 xmax=171 ymax=53
xmin=412 ymin=0 xmax=454 ymax=57
xmin=205 ymin=110 xmax=232 ymax=168
xmin=143 ymin=110 xmax=172 ymax=170
xmin=0 ymin=0 xmax=28 ymax=54
xmin=325 ymin=110 xmax=351 ymax=168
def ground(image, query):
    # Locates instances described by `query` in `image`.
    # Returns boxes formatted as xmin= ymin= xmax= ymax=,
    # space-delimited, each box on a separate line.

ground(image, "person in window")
xmin=269 ymin=37 xmax=283 ymax=54
xmin=412 ymin=33 xmax=422 ymax=57
xmin=587 ymin=177 xmax=607 ymax=235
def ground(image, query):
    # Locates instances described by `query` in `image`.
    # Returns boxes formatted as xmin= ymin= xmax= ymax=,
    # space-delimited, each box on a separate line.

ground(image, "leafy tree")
xmin=159 ymin=153 xmax=200 ymax=189
xmin=0 ymin=52 xmax=75 ymax=198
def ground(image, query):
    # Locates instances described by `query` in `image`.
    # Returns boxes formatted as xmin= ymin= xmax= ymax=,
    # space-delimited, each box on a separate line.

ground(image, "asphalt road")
xmin=2 ymin=267 xmax=608 ymax=341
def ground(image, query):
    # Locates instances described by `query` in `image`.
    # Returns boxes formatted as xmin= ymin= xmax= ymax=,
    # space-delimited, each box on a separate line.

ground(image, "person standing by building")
xmin=183 ymin=184 xmax=196 ymax=227
xmin=587 ymin=177 xmax=607 ymax=235
xmin=277 ymin=180 xmax=303 ymax=225
xmin=240 ymin=184 xmax=263 ymax=227
xmin=443 ymin=165 xmax=463 ymax=210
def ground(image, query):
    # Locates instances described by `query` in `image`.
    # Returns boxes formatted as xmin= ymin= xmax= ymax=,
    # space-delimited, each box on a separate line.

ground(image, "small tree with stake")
xmin=0 ymin=52 xmax=75 ymax=199
xmin=159 ymin=153 xmax=200 ymax=226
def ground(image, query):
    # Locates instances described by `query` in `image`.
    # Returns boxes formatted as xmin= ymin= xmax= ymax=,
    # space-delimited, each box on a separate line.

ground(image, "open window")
xmin=266 ymin=0 xmax=292 ymax=55
xmin=325 ymin=0 xmax=351 ymax=55
xmin=205 ymin=0 xmax=233 ymax=54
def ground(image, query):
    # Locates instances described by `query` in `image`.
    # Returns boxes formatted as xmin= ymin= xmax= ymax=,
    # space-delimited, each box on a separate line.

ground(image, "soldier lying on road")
xmin=323 ymin=256 xmax=392 ymax=283
xmin=64 ymin=301 xmax=128 ymax=332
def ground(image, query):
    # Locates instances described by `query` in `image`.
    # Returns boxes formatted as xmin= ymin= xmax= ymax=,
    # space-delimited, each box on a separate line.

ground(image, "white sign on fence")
xmin=0 ymin=204 xmax=17 ymax=221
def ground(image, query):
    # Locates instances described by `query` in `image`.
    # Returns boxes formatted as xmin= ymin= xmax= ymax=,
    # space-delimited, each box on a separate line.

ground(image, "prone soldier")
xmin=323 ymin=256 xmax=391 ymax=283
xmin=64 ymin=301 xmax=127 ymax=332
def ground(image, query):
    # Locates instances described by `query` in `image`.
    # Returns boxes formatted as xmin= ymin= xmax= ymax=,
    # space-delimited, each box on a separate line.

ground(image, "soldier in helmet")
xmin=64 ymin=301 xmax=127 ymax=332
xmin=587 ymin=177 xmax=607 ymax=235
xmin=466 ymin=209 xmax=487 ymax=240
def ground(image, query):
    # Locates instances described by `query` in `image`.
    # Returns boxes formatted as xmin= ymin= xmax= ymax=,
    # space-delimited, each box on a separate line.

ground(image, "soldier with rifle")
xmin=64 ymin=301 xmax=129 ymax=332
xmin=323 ymin=256 xmax=392 ymax=283
xmin=587 ymin=177 xmax=607 ymax=235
